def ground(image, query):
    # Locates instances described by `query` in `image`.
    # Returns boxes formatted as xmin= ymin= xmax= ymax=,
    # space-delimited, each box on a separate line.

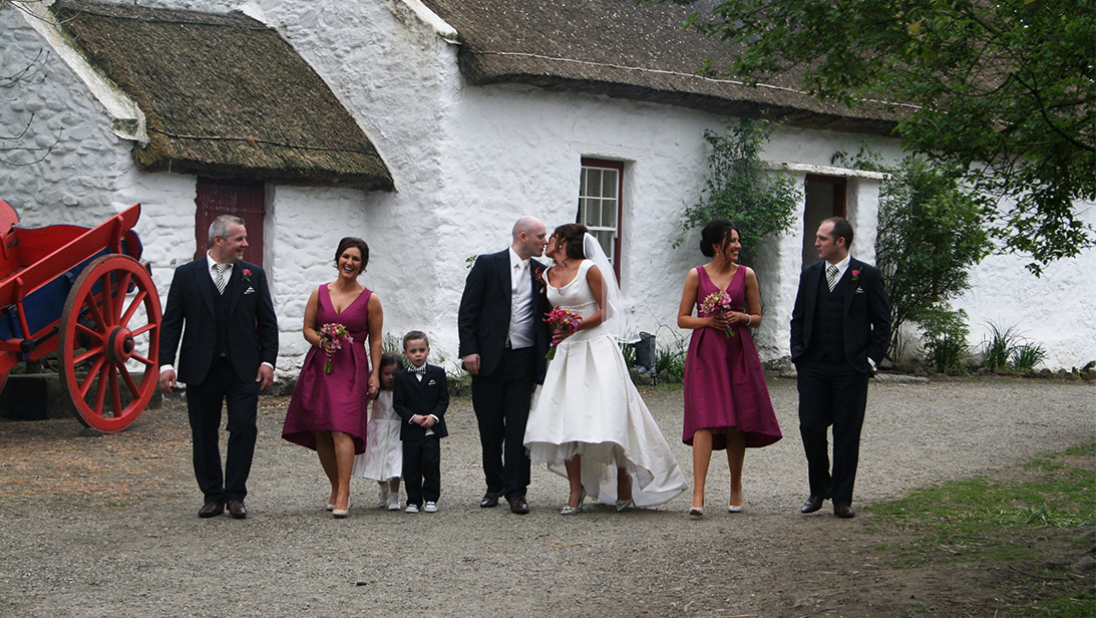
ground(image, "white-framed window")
xmin=578 ymin=158 xmax=623 ymax=280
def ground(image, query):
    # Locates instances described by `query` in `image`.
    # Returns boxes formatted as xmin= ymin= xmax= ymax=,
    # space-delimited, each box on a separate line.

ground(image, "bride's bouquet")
xmin=700 ymin=292 xmax=736 ymax=338
xmin=543 ymin=307 xmax=583 ymax=360
xmin=319 ymin=323 xmax=353 ymax=373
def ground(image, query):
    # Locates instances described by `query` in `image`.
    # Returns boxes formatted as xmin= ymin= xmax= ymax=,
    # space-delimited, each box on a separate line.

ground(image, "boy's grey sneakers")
xmin=405 ymin=504 xmax=419 ymax=514
xmin=423 ymin=501 xmax=438 ymax=513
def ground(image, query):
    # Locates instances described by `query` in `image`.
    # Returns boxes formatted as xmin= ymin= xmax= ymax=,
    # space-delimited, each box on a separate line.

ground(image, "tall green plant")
xmin=839 ymin=149 xmax=992 ymax=360
xmin=678 ymin=118 xmax=800 ymax=265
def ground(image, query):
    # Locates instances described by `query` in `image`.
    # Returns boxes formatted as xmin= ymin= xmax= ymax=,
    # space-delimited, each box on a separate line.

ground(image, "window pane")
xmin=598 ymin=231 xmax=613 ymax=261
xmin=603 ymin=200 xmax=616 ymax=227
xmin=585 ymin=199 xmax=601 ymax=227
xmin=587 ymin=169 xmax=602 ymax=198
xmin=579 ymin=169 xmax=587 ymax=196
xmin=603 ymin=170 xmax=618 ymax=199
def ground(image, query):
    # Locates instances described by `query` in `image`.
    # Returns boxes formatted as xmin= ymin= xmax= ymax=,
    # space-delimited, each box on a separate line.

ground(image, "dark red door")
xmin=194 ymin=180 xmax=265 ymax=266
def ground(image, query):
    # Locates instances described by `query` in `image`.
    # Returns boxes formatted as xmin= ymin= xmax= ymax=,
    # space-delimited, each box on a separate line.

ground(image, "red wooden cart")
xmin=0 ymin=200 xmax=161 ymax=432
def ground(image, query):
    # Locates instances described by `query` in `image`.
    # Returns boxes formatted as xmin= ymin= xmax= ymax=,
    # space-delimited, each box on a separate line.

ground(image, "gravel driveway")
xmin=1 ymin=378 xmax=1092 ymax=617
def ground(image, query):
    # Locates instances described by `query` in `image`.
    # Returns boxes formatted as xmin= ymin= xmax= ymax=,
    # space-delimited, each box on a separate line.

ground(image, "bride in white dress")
xmin=523 ymin=224 xmax=687 ymax=514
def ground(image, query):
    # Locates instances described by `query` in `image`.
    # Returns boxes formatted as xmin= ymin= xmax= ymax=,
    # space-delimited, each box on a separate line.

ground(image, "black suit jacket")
xmin=159 ymin=257 xmax=279 ymax=385
xmin=393 ymin=365 xmax=449 ymax=441
xmin=789 ymin=257 xmax=890 ymax=374
xmin=456 ymin=249 xmax=550 ymax=381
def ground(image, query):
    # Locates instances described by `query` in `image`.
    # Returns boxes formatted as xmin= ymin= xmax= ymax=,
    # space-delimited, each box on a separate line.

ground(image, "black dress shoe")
xmin=508 ymin=495 xmax=530 ymax=515
xmin=480 ymin=492 xmax=501 ymax=508
xmin=227 ymin=500 xmax=248 ymax=519
xmin=198 ymin=501 xmax=224 ymax=518
xmin=800 ymin=492 xmax=832 ymax=514
xmin=834 ymin=504 xmax=856 ymax=519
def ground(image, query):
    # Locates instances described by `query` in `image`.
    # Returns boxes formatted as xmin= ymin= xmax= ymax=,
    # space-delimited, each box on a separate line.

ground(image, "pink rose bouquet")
xmin=319 ymin=323 xmax=353 ymax=374
xmin=700 ymin=291 xmax=736 ymax=337
xmin=543 ymin=307 xmax=583 ymax=360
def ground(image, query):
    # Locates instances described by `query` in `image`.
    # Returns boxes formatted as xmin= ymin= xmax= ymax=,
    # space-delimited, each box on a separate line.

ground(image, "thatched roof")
xmin=52 ymin=1 xmax=393 ymax=190
xmin=421 ymin=0 xmax=904 ymax=135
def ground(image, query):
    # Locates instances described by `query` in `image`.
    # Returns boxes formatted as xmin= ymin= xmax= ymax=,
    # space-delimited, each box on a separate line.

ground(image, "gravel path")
xmin=1 ymin=379 xmax=1092 ymax=617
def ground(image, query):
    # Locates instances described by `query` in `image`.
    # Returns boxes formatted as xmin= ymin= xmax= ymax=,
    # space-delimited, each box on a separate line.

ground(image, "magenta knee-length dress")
xmin=282 ymin=285 xmax=371 ymax=454
xmin=682 ymin=266 xmax=782 ymax=449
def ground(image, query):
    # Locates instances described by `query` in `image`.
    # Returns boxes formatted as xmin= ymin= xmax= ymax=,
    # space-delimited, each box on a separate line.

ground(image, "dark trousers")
xmin=402 ymin=435 xmax=441 ymax=507
xmin=186 ymin=357 xmax=260 ymax=504
xmin=795 ymin=358 xmax=870 ymax=506
xmin=471 ymin=346 xmax=535 ymax=500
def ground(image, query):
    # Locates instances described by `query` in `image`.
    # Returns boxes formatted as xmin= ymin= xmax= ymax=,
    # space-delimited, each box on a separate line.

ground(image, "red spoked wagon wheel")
xmin=58 ymin=255 xmax=162 ymax=432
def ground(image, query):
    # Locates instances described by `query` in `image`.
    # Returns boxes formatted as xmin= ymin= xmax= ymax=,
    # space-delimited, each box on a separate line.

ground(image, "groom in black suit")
xmin=790 ymin=217 xmax=890 ymax=518
xmin=457 ymin=216 xmax=549 ymax=514
xmin=158 ymin=215 xmax=279 ymax=519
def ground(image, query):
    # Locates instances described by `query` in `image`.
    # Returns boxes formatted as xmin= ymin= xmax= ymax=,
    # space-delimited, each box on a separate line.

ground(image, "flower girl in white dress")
xmin=353 ymin=353 xmax=403 ymax=510
xmin=523 ymin=224 xmax=687 ymax=514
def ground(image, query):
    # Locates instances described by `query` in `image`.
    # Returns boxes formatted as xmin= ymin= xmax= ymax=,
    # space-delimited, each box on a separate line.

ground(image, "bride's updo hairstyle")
xmin=335 ymin=237 xmax=370 ymax=275
xmin=553 ymin=223 xmax=588 ymax=261
xmin=699 ymin=218 xmax=739 ymax=258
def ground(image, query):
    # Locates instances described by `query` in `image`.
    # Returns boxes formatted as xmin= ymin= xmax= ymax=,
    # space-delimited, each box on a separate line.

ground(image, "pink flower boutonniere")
xmin=851 ymin=269 xmax=861 ymax=282
xmin=242 ymin=268 xmax=252 ymax=282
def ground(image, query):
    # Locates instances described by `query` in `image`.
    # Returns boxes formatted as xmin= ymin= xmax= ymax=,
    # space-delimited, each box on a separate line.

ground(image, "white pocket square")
xmin=428 ymin=379 xmax=436 ymax=386
xmin=855 ymin=287 xmax=865 ymax=294
xmin=244 ymin=287 xmax=256 ymax=294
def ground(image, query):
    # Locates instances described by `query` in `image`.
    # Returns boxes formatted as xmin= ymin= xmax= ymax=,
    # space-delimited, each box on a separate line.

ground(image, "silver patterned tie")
xmin=214 ymin=263 xmax=230 ymax=295
xmin=826 ymin=264 xmax=839 ymax=292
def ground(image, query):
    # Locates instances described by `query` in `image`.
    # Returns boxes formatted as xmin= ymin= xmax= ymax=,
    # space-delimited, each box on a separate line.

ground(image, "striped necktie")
xmin=826 ymin=264 xmax=839 ymax=292
xmin=214 ymin=263 xmax=230 ymax=295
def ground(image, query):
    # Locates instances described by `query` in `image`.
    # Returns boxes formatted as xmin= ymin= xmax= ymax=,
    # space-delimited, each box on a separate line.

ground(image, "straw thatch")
xmin=422 ymin=0 xmax=904 ymax=135
xmin=52 ymin=1 xmax=393 ymax=190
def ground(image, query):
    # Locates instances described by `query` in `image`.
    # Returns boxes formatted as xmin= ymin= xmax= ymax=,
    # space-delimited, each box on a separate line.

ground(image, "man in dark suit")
xmin=392 ymin=331 xmax=449 ymax=514
xmin=790 ymin=217 xmax=890 ymax=519
xmin=158 ymin=215 xmax=279 ymax=519
xmin=457 ymin=216 xmax=549 ymax=514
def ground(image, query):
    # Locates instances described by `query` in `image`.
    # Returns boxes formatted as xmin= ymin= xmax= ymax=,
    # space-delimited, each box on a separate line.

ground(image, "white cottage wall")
xmin=0 ymin=6 xmax=137 ymax=225
xmin=1 ymin=5 xmax=200 ymax=326
xmin=952 ymin=200 xmax=1095 ymax=370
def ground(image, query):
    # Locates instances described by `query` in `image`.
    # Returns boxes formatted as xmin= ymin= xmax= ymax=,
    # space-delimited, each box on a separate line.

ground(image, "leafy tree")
xmin=656 ymin=0 xmax=1094 ymax=274
xmin=678 ymin=118 xmax=799 ymax=266
xmin=858 ymin=153 xmax=993 ymax=359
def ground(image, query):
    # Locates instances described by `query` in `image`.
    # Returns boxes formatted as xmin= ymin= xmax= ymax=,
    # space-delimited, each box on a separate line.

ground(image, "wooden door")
xmin=194 ymin=180 xmax=265 ymax=266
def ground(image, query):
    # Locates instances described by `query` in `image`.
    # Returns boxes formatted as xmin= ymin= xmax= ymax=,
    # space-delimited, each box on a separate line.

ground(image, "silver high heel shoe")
xmin=561 ymin=488 xmax=586 ymax=515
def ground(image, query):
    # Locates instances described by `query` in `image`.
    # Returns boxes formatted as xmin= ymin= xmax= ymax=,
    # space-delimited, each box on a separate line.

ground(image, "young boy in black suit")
xmin=393 ymin=331 xmax=449 ymax=513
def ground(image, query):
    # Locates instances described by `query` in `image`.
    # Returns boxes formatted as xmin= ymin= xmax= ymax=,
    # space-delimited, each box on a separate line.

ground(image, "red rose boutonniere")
xmin=534 ymin=267 xmax=545 ymax=289
xmin=242 ymin=268 xmax=252 ymax=282
xmin=851 ymin=269 xmax=860 ymax=281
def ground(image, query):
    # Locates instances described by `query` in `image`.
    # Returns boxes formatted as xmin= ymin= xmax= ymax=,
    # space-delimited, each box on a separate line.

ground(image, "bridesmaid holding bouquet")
xmin=283 ymin=237 xmax=383 ymax=518
xmin=677 ymin=219 xmax=781 ymax=518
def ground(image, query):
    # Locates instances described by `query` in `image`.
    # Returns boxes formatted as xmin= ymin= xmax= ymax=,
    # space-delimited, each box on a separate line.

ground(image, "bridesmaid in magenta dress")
xmin=677 ymin=219 xmax=781 ymax=518
xmin=283 ymin=237 xmax=383 ymax=518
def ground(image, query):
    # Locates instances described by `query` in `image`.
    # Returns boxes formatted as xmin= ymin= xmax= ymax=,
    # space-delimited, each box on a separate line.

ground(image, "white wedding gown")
xmin=523 ymin=260 xmax=687 ymax=507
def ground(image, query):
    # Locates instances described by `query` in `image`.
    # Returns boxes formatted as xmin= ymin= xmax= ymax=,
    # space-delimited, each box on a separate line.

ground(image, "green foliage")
xmin=1010 ymin=343 xmax=1048 ymax=374
xmin=919 ymin=305 xmax=969 ymax=374
xmin=654 ymin=339 xmax=686 ymax=379
xmin=978 ymin=321 xmax=1048 ymax=372
xmin=678 ymin=118 xmax=800 ymax=265
xmin=981 ymin=321 xmax=1022 ymax=370
xmin=660 ymin=0 xmax=1095 ymax=273
xmin=838 ymin=149 xmax=991 ymax=360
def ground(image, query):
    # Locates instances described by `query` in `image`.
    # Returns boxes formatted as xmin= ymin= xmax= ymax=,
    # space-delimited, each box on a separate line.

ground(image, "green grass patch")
xmin=866 ymin=442 xmax=1095 ymax=615
xmin=867 ymin=441 xmax=1095 ymax=564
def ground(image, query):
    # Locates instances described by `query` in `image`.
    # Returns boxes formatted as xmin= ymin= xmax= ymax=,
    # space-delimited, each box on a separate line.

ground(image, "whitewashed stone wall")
xmin=952 ymin=200 xmax=1096 ymax=370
